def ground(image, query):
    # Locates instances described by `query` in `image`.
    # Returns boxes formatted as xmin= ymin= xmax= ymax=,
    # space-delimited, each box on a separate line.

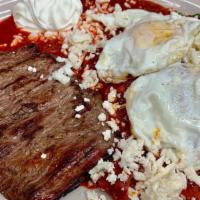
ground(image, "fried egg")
xmin=125 ymin=63 xmax=200 ymax=168
xmin=95 ymin=11 xmax=200 ymax=83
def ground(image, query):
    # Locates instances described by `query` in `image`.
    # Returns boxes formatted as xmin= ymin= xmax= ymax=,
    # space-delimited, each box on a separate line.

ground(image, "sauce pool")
xmin=0 ymin=0 xmax=199 ymax=200
xmin=0 ymin=17 xmax=63 ymax=56
xmin=0 ymin=16 xmax=20 ymax=45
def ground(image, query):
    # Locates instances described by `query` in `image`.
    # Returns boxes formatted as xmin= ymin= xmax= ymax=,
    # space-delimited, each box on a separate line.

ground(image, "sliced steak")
xmin=0 ymin=46 xmax=113 ymax=200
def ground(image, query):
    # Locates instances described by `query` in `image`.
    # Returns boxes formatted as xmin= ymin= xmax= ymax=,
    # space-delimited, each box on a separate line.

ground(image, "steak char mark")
xmin=0 ymin=46 xmax=113 ymax=200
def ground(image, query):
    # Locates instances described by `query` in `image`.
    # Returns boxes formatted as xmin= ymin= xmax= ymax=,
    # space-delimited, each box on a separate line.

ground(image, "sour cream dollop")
xmin=13 ymin=0 xmax=83 ymax=32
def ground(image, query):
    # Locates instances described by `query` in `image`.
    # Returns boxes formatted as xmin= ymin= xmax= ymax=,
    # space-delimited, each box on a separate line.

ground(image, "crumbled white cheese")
xmin=44 ymin=31 xmax=58 ymax=38
xmin=62 ymin=61 xmax=74 ymax=76
xmin=108 ymin=87 xmax=117 ymax=103
xmin=28 ymin=66 xmax=37 ymax=73
xmin=51 ymin=59 xmax=74 ymax=84
xmin=124 ymin=2 xmax=131 ymax=8
xmin=102 ymin=101 xmax=115 ymax=115
xmin=184 ymin=167 xmax=200 ymax=186
xmin=99 ymin=195 xmax=107 ymax=200
xmin=56 ymin=56 xmax=67 ymax=63
xmin=80 ymin=70 xmax=99 ymax=90
xmin=84 ymin=98 xmax=91 ymax=103
xmin=11 ymin=34 xmax=23 ymax=47
xmin=70 ymin=30 xmax=92 ymax=44
xmin=89 ymin=159 xmax=116 ymax=183
xmin=63 ymin=62 xmax=74 ymax=77
xmin=107 ymin=148 xmax=114 ymax=155
xmin=121 ymin=132 xmax=126 ymax=138
xmin=114 ymin=138 xmax=119 ymax=143
xmin=86 ymin=190 xmax=107 ymax=200
xmin=53 ymin=20 xmax=106 ymax=83
xmin=41 ymin=153 xmax=47 ymax=159
xmin=106 ymin=173 xmax=117 ymax=185
xmin=85 ymin=53 xmax=96 ymax=61
xmin=139 ymin=169 xmax=187 ymax=200
xmin=98 ymin=113 xmax=107 ymax=122
xmin=87 ymin=4 xmax=148 ymax=29
xmin=75 ymin=105 xmax=85 ymax=112
xmin=75 ymin=114 xmax=81 ymax=119
xmin=51 ymin=71 xmax=71 ymax=85
xmin=118 ymin=138 xmax=144 ymax=173
xmin=113 ymin=137 xmax=189 ymax=200
xmin=62 ymin=43 xmax=69 ymax=49
xmin=118 ymin=170 xmax=129 ymax=182
xmin=102 ymin=130 xmax=112 ymax=141
xmin=68 ymin=52 xmax=82 ymax=68
xmin=60 ymin=22 xmax=104 ymax=71
xmin=117 ymin=93 xmax=121 ymax=98
xmin=107 ymin=120 xmax=119 ymax=133
xmin=113 ymin=148 xmax=122 ymax=161
xmin=40 ymin=74 xmax=44 ymax=79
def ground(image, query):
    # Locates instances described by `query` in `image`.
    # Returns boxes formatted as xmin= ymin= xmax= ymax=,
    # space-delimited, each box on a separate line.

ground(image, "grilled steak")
xmin=0 ymin=46 xmax=113 ymax=200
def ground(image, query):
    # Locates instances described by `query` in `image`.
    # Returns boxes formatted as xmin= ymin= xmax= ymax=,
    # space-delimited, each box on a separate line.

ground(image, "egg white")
xmin=95 ymin=11 xmax=200 ymax=83
xmin=125 ymin=63 xmax=200 ymax=169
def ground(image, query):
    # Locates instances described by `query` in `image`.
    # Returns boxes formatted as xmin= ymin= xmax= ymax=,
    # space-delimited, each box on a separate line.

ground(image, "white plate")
xmin=0 ymin=0 xmax=200 ymax=200
xmin=1 ymin=0 xmax=200 ymax=20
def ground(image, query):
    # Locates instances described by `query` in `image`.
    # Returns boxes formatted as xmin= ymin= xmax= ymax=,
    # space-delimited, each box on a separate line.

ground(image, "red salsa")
xmin=82 ymin=163 xmax=134 ymax=200
xmin=0 ymin=0 xmax=198 ymax=200
xmin=0 ymin=16 xmax=63 ymax=56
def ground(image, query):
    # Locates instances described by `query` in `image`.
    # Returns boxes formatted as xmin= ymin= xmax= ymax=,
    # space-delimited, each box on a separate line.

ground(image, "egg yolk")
xmin=132 ymin=21 xmax=175 ymax=48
